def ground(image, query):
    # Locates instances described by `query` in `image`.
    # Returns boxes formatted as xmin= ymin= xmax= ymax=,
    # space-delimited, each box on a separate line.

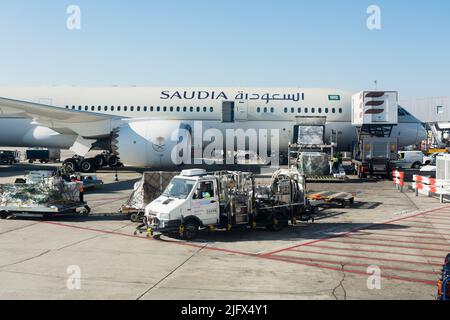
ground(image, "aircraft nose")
xmin=417 ymin=123 xmax=428 ymax=142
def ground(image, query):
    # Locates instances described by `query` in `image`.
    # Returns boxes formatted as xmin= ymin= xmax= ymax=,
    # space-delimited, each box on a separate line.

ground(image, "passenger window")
xmin=210 ymin=107 xmax=214 ymax=112
xmin=183 ymin=107 xmax=187 ymax=112
xmin=305 ymin=108 xmax=308 ymax=113
xmin=311 ymin=108 xmax=315 ymax=113
xmin=137 ymin=106 xmax=141 ymax=112
xmin=124 ymin=106 xmax=128 ymax=112
xmin=176 ymin=107 xmax=180 ymax=112
xmin=257 ymin=107 xmax=261 ymax=113
xmin=190 ymin=107 xmax=194 ymax=112
xmin=339 ymin=108 xmax=343 ymax=114
xmin=104 ymin=106 xmax=108 ymax=111
xmin=150 ymin=107 xmax=154 ymax=112
xmin=164 ymin=107 xmax=167 ymax=112
xmin=157 ymin=107 xmax=160 ymax=112
xmin=197 ymin=107 xmax=200 ymax=112
xmin=298 ymin=108 xmax=301 ymax=113
xmin=318 ymin=108 xmax=322 ymax=113
xmin=144 ymin=106 xmax=147 ymax=112
xmin=111 ymin=106 xmax=115 ymax=111
xmin=271 ymin=108 xmax=274 ymax=113
xmin=130 ymin=106 xmax=134 ymax=112
xmin=118 ymin=106 xmax=121 ymax=111
xmin=171 ymin=107 xmax=174 ymax=112
xmin=332 ymin=108 xmax=336 ymax=114
xmin=203 ymin=107 xmax=207 ymax=112
xmin=325 ymin=108 xmax=329 ymax=114
xmin=284 ymin=108 xmax=288 ymax=113
xmin=291 ymin=108 xmax=295 ymax=113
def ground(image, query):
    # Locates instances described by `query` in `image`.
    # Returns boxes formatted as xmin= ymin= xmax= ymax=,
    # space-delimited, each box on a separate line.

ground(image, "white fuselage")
xmin=0 ymin=87 xmax=427 ymax=167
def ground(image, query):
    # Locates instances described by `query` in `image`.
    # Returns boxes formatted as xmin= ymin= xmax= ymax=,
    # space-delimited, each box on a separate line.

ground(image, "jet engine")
xmin=110 ymin=120 xmax=192 ymax=168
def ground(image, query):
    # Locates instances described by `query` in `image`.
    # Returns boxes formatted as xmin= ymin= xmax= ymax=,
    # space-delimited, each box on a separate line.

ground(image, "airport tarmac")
xmin=0 ymin=161 xmax=449 ymax=300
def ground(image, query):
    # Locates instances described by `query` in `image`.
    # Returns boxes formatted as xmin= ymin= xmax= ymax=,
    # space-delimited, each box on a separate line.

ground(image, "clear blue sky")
xmin=0 ymin=0 xmax=449 ymax=98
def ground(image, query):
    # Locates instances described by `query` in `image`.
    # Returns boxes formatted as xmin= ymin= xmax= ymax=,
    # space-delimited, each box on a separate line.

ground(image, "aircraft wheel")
xmin=63 ymin=158 xmax=80 ymax=172
xmin=95 ymin=155 xmax=108 ymax=168
xmin=108 ymin=155 xmax=120 ymax=168
xmin=80 ymin=159 xmax=98 ymax=173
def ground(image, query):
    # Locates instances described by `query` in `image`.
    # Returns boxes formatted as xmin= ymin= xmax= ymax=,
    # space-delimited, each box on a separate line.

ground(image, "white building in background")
xmin=401 ymin=97 xmax=450 ymax=124
xmin=401 ymin=97 xmax=450 ymax=148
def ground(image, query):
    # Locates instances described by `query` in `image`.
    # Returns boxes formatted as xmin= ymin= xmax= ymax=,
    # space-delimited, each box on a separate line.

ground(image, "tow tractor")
xmin=136 ymin=169 xmax=315 ymax=240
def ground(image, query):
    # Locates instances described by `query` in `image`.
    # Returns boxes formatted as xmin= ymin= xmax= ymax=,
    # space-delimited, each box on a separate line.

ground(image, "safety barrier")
xmin=412 ymin=175 xmax=450 ymax=203
xmin=392 ymin=170 xmax=405 ymax=192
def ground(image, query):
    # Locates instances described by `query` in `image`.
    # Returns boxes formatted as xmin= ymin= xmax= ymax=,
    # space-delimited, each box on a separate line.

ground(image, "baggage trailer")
xmin=0 ymin=202 xmax=90 ymax=219
xmin=307 ymin=191 xmax=355 ymax=208
xmin=136 ymin=169 xmax=316 ymax=240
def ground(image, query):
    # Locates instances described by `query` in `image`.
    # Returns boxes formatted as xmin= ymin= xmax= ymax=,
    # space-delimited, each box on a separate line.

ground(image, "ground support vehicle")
xmin=307 ymin=191 xmax=355 ymax=208
xmin=26 ymin=149 xmax=60 ymax=164
xmin=136 ymin=169 xmax=316 ymax=240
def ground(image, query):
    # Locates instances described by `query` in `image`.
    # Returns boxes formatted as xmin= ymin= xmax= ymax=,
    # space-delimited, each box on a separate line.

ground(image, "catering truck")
xmin=138 ymin=169 xmax=314 ymax=240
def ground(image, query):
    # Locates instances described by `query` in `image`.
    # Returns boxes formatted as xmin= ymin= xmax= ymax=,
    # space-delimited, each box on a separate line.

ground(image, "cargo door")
xmin=235 ymin=100 xmax=248 ymax=121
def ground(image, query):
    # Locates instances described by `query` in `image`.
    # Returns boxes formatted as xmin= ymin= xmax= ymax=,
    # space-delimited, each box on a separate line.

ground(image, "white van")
xmin=397 ymin=151 xmax=424 ymax=169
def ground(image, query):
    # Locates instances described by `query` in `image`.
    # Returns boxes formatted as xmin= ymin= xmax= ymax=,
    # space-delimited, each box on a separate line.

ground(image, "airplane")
xmin=0 ymin=86 xmax=427 ymax=172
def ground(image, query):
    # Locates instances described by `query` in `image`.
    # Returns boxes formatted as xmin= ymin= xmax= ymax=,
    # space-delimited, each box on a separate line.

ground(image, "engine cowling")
xmin=113 ymin=120 xmax=192 ymax=168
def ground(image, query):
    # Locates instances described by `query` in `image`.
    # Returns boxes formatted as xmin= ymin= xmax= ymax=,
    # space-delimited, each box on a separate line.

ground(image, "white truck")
xmin=139 ymin=169 xmax=314 ymax=240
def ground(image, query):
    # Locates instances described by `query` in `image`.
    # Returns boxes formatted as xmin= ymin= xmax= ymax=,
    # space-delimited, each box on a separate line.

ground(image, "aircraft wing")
xmin=0 ymin=97 xmax=123 ymax=137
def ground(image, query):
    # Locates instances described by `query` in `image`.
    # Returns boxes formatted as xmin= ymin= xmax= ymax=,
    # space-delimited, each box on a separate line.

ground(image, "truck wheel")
xmin=267 ymin=216 xmax=284 ymax=232
xmin=0 ymin=211 xmax=9 ymax=220
xmin=183 ymin=222 xmax=199 ymax=240
xmin=63 ymin=159 xmax=80 ymax=172
xmin=130 ymin=213 xmax=141 ymax=223
xmin=412 ymin=162 xmax=421 ymax=169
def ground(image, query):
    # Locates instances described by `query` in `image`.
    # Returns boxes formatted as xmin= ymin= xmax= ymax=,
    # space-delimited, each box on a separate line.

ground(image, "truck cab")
xmin=145 ymin=169 xmax=221 ymax=239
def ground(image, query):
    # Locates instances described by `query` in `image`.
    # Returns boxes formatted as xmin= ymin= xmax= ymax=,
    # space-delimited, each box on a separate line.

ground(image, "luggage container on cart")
xmin=351 ymin=91 xmax=399 ymax=178
xmin=136 ymin=169 xmax=316 ymax=240
xmin=0 ymin=172 xmax=90 ymax=219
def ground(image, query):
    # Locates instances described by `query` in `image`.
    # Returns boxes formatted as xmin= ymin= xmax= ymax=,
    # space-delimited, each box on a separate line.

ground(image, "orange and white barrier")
xmin=392 ymin=170 xmax=406 ymax=192
xmin=413 ymin=175 xmax=450 ymax=203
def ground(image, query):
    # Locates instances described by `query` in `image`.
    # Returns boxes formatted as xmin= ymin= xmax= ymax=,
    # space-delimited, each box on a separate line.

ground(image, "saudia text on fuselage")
xmin=160 ymin=90 xmax=305 ymax=104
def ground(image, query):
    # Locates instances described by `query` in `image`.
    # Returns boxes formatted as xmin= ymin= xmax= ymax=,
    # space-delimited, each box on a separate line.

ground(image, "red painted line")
xmin=290 ymin=248 xmax=442 ymax=267
xmin=324 ymin=239 xmax=449 ymax=253
xmin=265 ymin=255 xmax=436 ymax=286
xmin=361 ymin=227 xmax=449 ymax=238
xmin=405 ymin=220 xmax=450 ymax=226
xmin=307 ymin=244 xmax=444 ymax=260
xmin=275 ymin=253 xmax=439 ymax=275
xmin=263 ymin=205 xmax=450 ymax=256
xmin=413 ymin=216 xmax=450 ymax=221
xmin=398 ymin=223 xmax=450 ymax=231
xmin=42 ymin=221 xmax=257 ymax=257
xmin=354 ymin=230 xmax=449 ymax=242
xmin=343 ymin=234 xmax=450 ymax=247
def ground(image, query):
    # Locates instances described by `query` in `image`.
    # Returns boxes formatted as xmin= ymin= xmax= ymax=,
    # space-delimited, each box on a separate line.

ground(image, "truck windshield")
xmin=162 ymin=178 xmax=196 ymax=199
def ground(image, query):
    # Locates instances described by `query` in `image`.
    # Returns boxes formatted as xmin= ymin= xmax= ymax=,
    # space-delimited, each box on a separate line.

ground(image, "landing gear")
xmin=63 ymin=153 xmax=123 ymax=173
